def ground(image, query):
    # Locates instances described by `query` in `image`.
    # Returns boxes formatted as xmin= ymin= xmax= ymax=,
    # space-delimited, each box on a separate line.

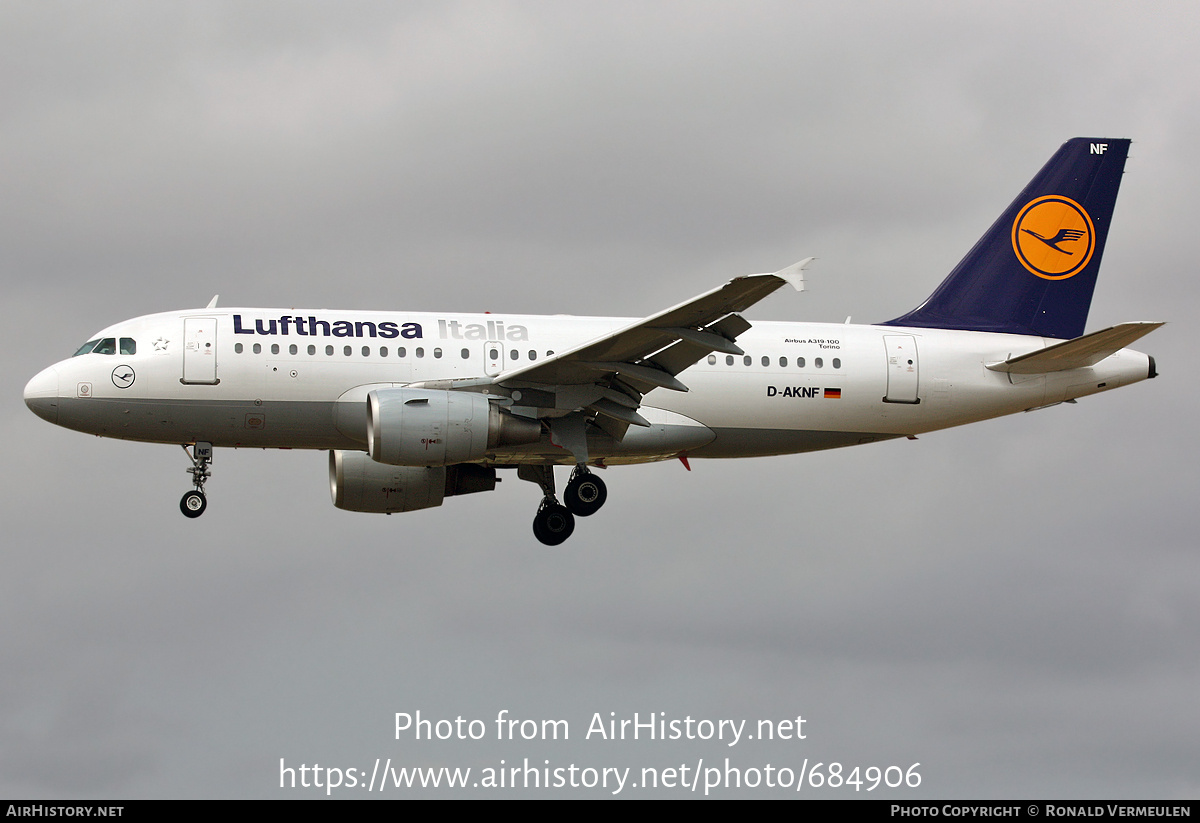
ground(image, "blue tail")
xmin=883 ymin=138 xmax=1130 ymax=339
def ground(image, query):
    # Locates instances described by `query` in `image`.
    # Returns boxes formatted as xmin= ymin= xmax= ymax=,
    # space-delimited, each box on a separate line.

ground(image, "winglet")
xmin=206 ymin=295 xmax=220 ymax=309
xmin=773 ymin=257 xmax=813 ymax=292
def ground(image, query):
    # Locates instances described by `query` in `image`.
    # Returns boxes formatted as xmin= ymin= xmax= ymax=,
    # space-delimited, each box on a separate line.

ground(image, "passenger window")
xmin=380 ymin=347 xmax=388 ymax=357
xmin=289 ymin=344 xmax=298 ymax=355
xmin=815 ymin=357 xmax=823 ymax=368
xmin=461 ymin=348 xmax=470 ymax=359
xmin=271 ymin=344 xmax=280 ymax=355
xmin=308 ymin=345 xmax=316 ymax=355
xmin=73 ymin=339 xmax=100 ymax=357
xmin=343 ymin=346 xmax=352 ymax=356
xmin=761 ymin=356 xmax=770 ymax=367
xmin=707 ymin=355 xmax=716 ymax=365
xmin=119 ymin=338 xmax=136 ymax=355
xmin=832 ymin=358 xmax=841 ymax=369
xmin=434 ymin=348 xmax=443 ymax=359
xmin=416 ymin=348 xmax=424 ymax=358
xmin=362 ymin=346 xmax=370 ymax=356
xmin=325 ymin=345 xmax=334 ymax=356
xmin=797 ymin=357 xmax=805 ymax=368
xmin=780 ymin=356 xmax=788 ymax=367
xmin=95 ymin=338 xmax=117 ymax=355
xmin=743 ymin=355 xmax=752 ymax=366
xmin=398 ymin=347 xmax=406 ymax=358
xmin=510 ymin=349 xmax=519 ymax=360
xmin=253 ymin=343 xmax=262 ymax=354
xmin=726 ymin=355 xmax=734 ymax=366
xmin=235 ymin=343 xmax=243 ymax=354
xmin=528 ymin=350 xmax=537 ymax=361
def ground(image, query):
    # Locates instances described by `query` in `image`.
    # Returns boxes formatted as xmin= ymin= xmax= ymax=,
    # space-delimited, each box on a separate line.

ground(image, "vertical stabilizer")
xmin=883 ymin=138 xmax=1130 ymax=339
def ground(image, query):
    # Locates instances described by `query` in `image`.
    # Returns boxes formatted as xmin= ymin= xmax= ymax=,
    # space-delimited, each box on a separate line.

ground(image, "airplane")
xmin=24 ymin=137 xmax=1161 ymax=545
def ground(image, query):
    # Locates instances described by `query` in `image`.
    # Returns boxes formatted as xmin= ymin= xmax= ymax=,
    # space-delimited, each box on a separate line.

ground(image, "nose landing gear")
xmin=180 ymin=442 xmax=212 ymax=519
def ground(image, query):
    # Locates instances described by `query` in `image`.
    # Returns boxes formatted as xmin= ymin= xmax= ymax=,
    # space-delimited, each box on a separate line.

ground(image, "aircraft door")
xmin=883 ymin=334 xmax=919 ymax=403
xmin=182 ymin=317 xmax=219 ymax=384
xmin=484 ymin=341 xmax=505 ymax=377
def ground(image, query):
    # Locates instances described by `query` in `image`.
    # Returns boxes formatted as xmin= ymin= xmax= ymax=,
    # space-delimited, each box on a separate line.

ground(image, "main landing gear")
xmin=520 ymin=465 xmax=608 ymax=546
xmin=564 ymin=466 xmax=607 ymax=517
xmin=180 ymin=442 xmax=212 ymax=519
xmin=533 ymin=498 xmax=574 ymax=546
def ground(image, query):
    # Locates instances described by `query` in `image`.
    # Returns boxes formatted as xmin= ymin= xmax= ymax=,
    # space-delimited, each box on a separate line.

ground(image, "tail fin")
xmin=883 ymin=138 xmax=1130 ymax=339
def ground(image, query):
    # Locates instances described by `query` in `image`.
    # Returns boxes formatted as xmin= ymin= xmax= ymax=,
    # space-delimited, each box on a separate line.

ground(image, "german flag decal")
xmin=824 ymin=388 xmax=842 ymax=399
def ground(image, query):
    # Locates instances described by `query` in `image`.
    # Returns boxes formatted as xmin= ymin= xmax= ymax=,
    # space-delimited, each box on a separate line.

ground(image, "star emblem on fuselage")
xmin=153 ymin=337 xmax=170 ymax=352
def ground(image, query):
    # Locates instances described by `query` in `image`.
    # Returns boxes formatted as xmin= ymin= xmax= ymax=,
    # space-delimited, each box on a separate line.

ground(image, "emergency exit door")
xmin=483 ymin=341 xmax=506 ymax=377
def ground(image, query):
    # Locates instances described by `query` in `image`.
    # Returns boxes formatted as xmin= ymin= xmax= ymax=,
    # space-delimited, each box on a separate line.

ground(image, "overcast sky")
xmin=3 ymin=0 xmax=1197 ymax=798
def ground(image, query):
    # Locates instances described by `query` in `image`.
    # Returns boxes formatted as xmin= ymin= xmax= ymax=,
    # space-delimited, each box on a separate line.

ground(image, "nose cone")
xmin=24 ymin=365 xmax=60 ymax=425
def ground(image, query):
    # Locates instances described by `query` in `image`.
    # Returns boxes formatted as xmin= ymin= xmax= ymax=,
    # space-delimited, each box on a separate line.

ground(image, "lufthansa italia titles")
xmin=233 ymin=315 xmax=530 ymax=341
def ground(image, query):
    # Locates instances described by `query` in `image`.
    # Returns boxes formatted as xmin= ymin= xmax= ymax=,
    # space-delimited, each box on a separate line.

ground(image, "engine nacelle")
xmin=366 ymin=388 xmax=540 ymax=466
xmin=330 ymin=450 xmax=498 ymax=513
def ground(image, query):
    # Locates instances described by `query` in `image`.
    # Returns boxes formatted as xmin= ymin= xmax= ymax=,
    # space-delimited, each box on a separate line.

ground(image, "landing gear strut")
xmin=518 ymin=465 xmax=575 ymax=546
xmin=180 ymin=442 xmax=212 ymax=519
xmin=564 ymin=466 xmax=607 ymax=517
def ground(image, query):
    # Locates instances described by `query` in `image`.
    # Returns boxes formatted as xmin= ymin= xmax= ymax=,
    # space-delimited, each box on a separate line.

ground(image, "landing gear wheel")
xmin=533 ymin=501 xmax=575 ymax=546
xmin=564 ymin=470 xmax=607 ymax=517
xmin=180 ymin=490 xmax=207 ymax=518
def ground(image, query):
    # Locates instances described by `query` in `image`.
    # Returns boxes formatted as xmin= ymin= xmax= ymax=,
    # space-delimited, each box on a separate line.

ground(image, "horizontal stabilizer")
xmin=986 ymin=322 xmax=1163 ymax=374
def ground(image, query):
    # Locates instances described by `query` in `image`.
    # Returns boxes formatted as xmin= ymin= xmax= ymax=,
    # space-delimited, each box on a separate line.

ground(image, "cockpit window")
xmin=73 ymin=339 xmax=101 ymax=357
xmin=120 ymin=338 xmax=136 ymax=355
xmin=93 ymin=338 xmax=117 ymax=355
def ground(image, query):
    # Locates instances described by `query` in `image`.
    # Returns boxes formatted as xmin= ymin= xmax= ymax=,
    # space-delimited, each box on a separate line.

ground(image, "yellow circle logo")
xmin=1011 ymin=195 xmax=1095 ymax=280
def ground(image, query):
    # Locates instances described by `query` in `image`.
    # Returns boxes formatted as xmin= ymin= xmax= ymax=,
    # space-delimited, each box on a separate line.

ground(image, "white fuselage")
xmin=23 ymin=308 xmax=1154 ymax=466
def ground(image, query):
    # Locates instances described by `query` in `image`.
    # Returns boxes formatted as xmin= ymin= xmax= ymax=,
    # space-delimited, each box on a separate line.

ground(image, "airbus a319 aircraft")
xmin=25 ymin=138 xmax=1161 ymax=544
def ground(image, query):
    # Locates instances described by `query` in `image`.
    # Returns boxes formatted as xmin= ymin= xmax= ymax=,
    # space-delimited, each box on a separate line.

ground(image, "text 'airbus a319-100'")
xmin=25 ymin=138 xmax=1161 ymax=544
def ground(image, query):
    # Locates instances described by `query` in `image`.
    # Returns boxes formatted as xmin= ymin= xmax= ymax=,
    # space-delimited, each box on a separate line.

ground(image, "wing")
xmin=491 ymin=258 xmax=812 ymax=436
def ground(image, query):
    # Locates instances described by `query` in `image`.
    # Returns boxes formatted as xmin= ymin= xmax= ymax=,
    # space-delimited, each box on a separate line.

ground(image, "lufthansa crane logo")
xmin=111 ymin=366 xmax=136 ymax=389
xmin=1011 ymin=195 xmax=1095 ymax=280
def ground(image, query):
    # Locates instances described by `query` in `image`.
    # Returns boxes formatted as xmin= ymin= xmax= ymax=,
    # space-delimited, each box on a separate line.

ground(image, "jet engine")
xmin=330 ymin=450 xmax=499 ymax=513
xmin=366 ymin=388 xmax=541 ymax=466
